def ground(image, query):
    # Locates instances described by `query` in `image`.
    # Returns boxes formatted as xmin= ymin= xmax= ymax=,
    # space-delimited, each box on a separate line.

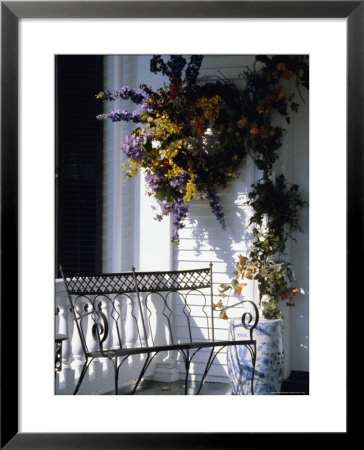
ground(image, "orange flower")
xmin=195 ymin=121 xmax=204 ymax=135
xmin=258 ymin=105 xmax=271 ymax=116
xmin=250 ymin=125 xmax=260 ymax=136
xmin=236 ymin=115 xmax=248 ymax=128
xmin=260 ymin=128 xmax=269 ymax=140
xmin=264 ymin=94 xmax=275 ymax=105
xmin=280 ymin=288 xmax=300 ymax=300
xmin=169 ymin=83 xmax=177 ymax=98
xmin=277 ymin=90 xmax=286 ymax=101
xmin=283 ymin=69 xmax=294 ymax=80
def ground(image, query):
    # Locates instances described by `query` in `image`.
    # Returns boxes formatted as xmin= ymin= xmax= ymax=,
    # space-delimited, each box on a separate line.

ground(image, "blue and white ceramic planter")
xmin=227 ymin=317 xmax=284 ymax=395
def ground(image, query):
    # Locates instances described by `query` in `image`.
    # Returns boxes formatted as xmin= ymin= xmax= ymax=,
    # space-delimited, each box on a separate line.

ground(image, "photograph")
xmin=55 ymin=54 xmax=309 ymax=396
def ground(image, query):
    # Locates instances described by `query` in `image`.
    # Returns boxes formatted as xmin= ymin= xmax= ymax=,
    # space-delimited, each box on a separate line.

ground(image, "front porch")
xmin=55 ymin=54 xmax=309 ymax=396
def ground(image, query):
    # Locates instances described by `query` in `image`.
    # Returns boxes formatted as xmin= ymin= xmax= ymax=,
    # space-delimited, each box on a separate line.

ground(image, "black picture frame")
xmin=1 ymin=1 xmax=355 ymax=448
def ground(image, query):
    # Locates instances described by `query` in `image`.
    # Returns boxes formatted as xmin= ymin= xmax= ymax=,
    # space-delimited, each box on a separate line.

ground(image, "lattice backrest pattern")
xmin=133 ymin=268 xmax=213 ymax=346
xmin=64 ymin=267 xmax=211 ymax=295
xmin=134 ymin=268 xmax=211 ymax=292
xmin=64 ymin=272 xmax=136 ymax=295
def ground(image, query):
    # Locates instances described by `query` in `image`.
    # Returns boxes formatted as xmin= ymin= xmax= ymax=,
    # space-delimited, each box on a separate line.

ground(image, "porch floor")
xmin=100 ymin=373 xmax=309 ymax=395
xmin=103 ymin=379 xmax=232 ymax=395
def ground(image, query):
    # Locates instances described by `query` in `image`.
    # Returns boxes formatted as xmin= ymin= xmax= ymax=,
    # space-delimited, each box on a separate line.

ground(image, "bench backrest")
xmin=60 ymin=265 xmax=214 ymax=356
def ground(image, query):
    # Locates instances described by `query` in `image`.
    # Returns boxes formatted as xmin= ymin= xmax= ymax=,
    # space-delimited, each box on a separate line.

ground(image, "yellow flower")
xmin=183 ymin=175 xmax=196 ymax=203
xmin=154 ymin=114 xmax=182 ymax=139
xmin=191 ymin=95 xmax=223 ymax=125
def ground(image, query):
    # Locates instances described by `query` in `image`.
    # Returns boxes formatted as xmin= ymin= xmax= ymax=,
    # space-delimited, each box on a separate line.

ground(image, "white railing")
xmin=55 ymin=279 xmax=158 ymax=395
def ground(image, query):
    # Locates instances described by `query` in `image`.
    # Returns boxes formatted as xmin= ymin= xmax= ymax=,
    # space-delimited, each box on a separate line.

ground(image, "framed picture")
xmin=1 ymin=1 xmax=355 ymax=447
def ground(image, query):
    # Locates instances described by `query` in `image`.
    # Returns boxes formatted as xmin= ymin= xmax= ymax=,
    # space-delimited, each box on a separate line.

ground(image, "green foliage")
xmin=261 ymin=297 xmax=283 ymax=320
xmin=214 ymin=55 xmax=309 ymax=320
xmin=247 ymin=175 xmax=308 ymax=248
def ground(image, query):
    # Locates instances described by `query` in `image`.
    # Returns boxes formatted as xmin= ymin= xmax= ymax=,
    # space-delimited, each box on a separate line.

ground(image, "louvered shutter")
xmin=56 ymin=55 xmax=103 ymax=276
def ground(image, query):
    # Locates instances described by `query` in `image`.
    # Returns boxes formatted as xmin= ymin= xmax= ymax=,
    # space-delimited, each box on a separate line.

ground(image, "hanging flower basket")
xmin=96 ymin=55 xmax=308 ymax=247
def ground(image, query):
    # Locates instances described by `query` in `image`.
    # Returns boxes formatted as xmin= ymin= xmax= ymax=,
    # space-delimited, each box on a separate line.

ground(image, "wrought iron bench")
xmin=59 ymin=264 xmax=259 ymax=395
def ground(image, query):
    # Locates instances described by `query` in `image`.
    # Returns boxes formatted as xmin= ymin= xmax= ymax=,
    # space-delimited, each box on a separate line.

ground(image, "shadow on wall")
xmin=188 ymin=188 xmax=254 ymax=279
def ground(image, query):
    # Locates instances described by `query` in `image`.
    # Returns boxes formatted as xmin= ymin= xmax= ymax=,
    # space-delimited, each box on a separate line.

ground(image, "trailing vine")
xmin=97 ymin=54 xmax=309 ymax=319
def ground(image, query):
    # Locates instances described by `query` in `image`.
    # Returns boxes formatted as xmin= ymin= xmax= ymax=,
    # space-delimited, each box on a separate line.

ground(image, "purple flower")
xmin=206 ymin=189 xmax=226 ymax=230
xmin=144 ymin=130 xmax=155 ymax=141
xmin=122 ymin=135 xmax=146 ymax=160
xmin=171 ymin=198 xmax=189 ymax=244
xmin=96 ymin=86 xmax=146 ymax=104
xmin=161 ymin=200 xmax=173 ymax=212
xmin=185 ymin=56 xmax=204 ymax=87
xmin=169 ymin=171 xmax=190 ymax=191
xmin=118 ymin=86 xmax=146 ymax=104
xmin=141 ymin=99 xmax=153 ymax=113
xmin=145 ymin=171 xmax=163 ymax=191
xmin=97 ymin=109 xmax=141 ymax=123
xmin=102 ymin=89 xmax=113 ymax=101
xmin=154 ymin=199 xmax=174 ymax=222
xmin=167 ymin=56 xmax=187 ymax=82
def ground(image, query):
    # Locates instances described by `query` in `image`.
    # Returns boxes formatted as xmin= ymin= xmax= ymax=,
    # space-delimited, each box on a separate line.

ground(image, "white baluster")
xmin=112 ymin=297 xmax=121 ymax=348
xmin=56 ymin=304 xmax=74 ymax=392
xmin=149 ymin=293 xmax=179 ymax=383
xmin=110 ymin=296 xmax=126 ymax=386
xmin=123 ymin=294 xmax=144 ymax=382
xmin=123 ymin=295 xmax=138 ymax=348
xmin=98 ymin=298 xmax=113 ymax=376
xmin=69 ymin=301 xmax=87 ymax=385
xmin=84 ymin=299 xmax=102 ymax=383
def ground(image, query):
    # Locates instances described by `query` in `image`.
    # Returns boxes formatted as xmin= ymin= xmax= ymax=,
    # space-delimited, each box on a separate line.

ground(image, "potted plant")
xmin=215 ymin=249 xmax=302 ymax=394
xmin=214 ymin=180 xmax=306 ymax=394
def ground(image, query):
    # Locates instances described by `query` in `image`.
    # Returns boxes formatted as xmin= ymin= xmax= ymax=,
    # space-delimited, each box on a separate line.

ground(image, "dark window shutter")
xmin=56 ymin=55 xmax=103 ymax=276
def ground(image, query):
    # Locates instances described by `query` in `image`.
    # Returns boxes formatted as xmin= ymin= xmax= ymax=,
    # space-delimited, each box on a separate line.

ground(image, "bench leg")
xmin=184 ymin=349 xmax=190 ymax=395
xmin=250 ymin=343 xmax=257 ymax=395
xmin=74 ymin=358 xmax=93 ymax=395
xmin=114 ymin=357 xmax=120 ymax=395
xmin=196 ymin=346 xmax=226 ymax=395
xmin=131 ymin=352 xmax=156 ymax=395
xmin=244 ymin=343 xmax=257 ymax=395
xmin=196 ymin=348 xmax=214 ymax=395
